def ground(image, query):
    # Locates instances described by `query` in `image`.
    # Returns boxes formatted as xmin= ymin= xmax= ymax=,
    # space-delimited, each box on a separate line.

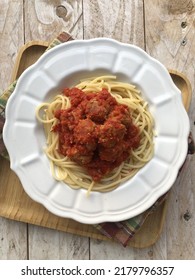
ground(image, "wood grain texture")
xmin=0 ymin=0 xmax=27 ymax=260
xmin=24 ymin=0 xmax=83 ymax=41
xmin=0 ymin=0 xmax=24 ymax=90
xmin=28 ymin=225 xmax=90 ymax=260
xmin=145 ymin=0 xmax=195 ymax=259
xmin=83 ymin=0 xmax=145 ymax=48
xmin=0 ymin=218 xmax=27 ymax=260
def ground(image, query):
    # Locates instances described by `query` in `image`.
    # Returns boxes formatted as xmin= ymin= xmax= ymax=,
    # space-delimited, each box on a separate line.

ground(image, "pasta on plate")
xmin=36 ymin=76 xmax=154 ymax=195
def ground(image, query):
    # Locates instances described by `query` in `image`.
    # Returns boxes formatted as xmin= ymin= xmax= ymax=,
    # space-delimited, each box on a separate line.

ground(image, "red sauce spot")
xmin=53 ymin=88 xmax=140 ymax=181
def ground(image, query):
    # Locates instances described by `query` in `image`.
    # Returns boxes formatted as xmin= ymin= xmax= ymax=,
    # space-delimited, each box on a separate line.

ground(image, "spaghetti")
xmin=36 ymin=76 xmax=154 ymax=194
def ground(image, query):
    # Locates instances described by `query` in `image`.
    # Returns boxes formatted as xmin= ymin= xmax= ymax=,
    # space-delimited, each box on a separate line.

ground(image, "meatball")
xmin=85 ymin=89 xmax=117 ymax=123
xmin=73 ymin=118 xmax=97 ymax=150
xmin=99 ymin=144 xmax=124 ymax=162
xmin=85 ymin=99 xmax=108 ymax=123
xmin=108 ymin=104 xmax=132 ymax=128
xmin=98 ymin=119 xmax=126 ymax=148
xmin=66 ymin=144 xmax=93 ymax=165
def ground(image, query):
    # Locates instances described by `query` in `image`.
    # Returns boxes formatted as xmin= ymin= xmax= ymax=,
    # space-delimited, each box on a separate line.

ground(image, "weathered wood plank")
xmin=0 ymin=0 xmax=28 ymax=260
xmin=144 ymin=0 xmax=195 ymax=259
xmin=83 ymin=0 xmax=145 ymax=48
xmin=90 ymin=239 xmax=135 ymax=260
xmin=24 ymin=0 xmax=83 ymax=41
xmin=0 ymin=0 xmax=24 ymax=90
xmin=0 ymin=218 xmax=27 ymax=260
xmin=28 ymin=225 xmax=89 ymax=260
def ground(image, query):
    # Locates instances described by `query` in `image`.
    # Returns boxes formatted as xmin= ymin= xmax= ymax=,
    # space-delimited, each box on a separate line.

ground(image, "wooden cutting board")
xmin=0 ymin=41 xmax=192 ymax=248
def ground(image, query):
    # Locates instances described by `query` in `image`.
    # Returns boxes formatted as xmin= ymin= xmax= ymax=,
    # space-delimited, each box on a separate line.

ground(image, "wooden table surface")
xmin=0 ymin=0 xmax=195 ymax=260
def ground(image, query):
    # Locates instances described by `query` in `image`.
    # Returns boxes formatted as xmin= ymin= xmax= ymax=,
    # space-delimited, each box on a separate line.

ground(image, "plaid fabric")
xmin=0 ymin=80 xmax=17 ymax=159
xmin=94 ymin=192 xmax=168 ymax=246
xmin=0 ymin=32 xmax=194 ymax=247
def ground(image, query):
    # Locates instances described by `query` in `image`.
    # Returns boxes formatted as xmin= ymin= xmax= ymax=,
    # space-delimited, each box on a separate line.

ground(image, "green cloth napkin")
xmin=0 ymin=32 xmax=194 ymax=247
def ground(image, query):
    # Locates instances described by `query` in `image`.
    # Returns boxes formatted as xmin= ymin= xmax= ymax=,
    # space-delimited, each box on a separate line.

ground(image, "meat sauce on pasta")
xmin=36 ymin=76 xmax=154 ymax=194
xmin=53 ymin=88 xmax=140 ymax=182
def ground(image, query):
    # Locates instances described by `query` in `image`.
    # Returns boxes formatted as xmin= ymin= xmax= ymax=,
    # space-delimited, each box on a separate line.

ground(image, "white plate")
xmin=3 ymin=38 xmax=189 ymax=224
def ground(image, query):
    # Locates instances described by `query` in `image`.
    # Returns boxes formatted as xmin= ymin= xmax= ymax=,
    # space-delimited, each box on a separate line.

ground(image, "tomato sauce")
xmin=53 ymin=88 xmax=140 ymax=181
